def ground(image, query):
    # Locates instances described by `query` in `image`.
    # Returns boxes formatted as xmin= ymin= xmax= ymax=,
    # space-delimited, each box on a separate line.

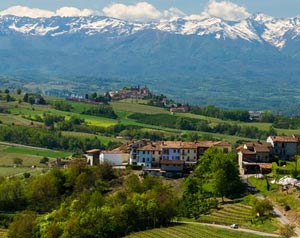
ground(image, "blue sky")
xmin=0 ymin=1 xmax=299 ymax=19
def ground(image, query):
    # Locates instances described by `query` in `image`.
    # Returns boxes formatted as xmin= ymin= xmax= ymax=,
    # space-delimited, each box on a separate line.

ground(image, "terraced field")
xmin=199 ymin=203 xmax=253 ymax=225
xmin=125 ymin=223 xmax=274 ymax=238
xmin=198 ymin=202 xmax=279 ymax=233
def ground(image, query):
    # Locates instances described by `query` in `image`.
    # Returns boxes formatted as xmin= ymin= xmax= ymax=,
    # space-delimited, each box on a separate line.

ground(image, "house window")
xmin=143 ymin=151 xmax=145 ymax=154
xmin=142 ymin=158 xmax=145 ymax=162
xmin=223 ymin=148 xmax=228 ymax=153
xmin=173 ymin=149 xmax=176 ymax=153
xmin=187 ymin=156 xmax=190 ymax=161
xmin=188 ymin=150 xmax=190 ymax=153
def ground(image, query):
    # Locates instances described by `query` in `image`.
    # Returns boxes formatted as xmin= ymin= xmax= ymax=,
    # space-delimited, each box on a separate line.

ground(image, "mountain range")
xmin=1 ymin=13 xmax=300 ymax=111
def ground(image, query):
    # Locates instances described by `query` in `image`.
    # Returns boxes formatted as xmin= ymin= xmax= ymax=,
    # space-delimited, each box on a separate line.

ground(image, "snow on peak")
xmin=0 ymin=14 xmax=300 ymax=48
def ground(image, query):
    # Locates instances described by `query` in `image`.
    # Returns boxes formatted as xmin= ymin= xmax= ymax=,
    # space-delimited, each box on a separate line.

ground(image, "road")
xmin=172 ymin=221 xmax=280 ymax=237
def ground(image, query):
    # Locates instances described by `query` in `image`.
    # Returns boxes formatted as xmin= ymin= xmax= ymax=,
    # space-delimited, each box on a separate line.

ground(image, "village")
xmin=84 ymin=134 xmax=300 ymax=179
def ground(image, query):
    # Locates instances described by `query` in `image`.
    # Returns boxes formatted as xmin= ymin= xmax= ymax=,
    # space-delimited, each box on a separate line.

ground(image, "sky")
xmin=0 ymin=0 xmax=299 ymax=21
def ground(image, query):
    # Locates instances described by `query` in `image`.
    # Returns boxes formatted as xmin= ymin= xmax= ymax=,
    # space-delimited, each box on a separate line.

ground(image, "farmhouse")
xmin=267 ymin=135 xmax=300 ymax=160
xmin=237 ymin=141 xmax=273 ymax=175
xmin=237 ymin=135 xmax=300 ymax=175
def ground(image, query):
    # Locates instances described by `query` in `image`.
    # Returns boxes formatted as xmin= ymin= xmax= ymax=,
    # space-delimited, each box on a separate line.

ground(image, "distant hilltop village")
xmin=68 ymin=85 xmax=190 ymax=113
xmin=108 ymin=86 xmax=150 ymax=100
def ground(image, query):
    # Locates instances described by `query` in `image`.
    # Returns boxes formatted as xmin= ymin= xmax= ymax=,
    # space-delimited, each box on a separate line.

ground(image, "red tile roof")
xmin=86 ymin=149 xmax=100 ymax=153
xmin=269 ymin=135 xmax=300 ymax=142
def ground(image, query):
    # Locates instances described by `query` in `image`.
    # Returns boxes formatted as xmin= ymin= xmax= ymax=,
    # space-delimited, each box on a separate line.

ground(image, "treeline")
xmin=190 ymin=105 xmax=250 ymax=122
xmin=52 ymin=100 xmax=118 ymax=119
xmin=273 ymin=116 xmax=300 ymax=129
xmin=6 ymin=162 xmax=178 ymax=238
xmin=0 ymin=125 xmax=104 ymax=153
xmin=129 ymin=113 xmax=276 ymax=139
xmin=82 ymin=105 xmax=118 ymax=119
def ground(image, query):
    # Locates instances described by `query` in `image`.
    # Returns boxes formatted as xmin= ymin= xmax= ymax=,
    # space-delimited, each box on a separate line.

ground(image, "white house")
xmin=100 ymin=150 xmax=129 ymax=166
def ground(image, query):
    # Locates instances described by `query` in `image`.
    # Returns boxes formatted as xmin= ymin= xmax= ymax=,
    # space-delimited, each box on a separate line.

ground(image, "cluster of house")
xmin=108 ymin=86 xmax=150 ymax=100
xmin=237 ymin=135 xmax=300 ymax=175
xmin=85 ymin=139 xmax=231 ymax=177
xmin=85 ymin=134 xmax=300 ymax=177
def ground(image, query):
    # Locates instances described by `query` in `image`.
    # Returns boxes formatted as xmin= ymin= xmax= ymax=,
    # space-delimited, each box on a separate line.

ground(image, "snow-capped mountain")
xmin=1 ymin=12 xmax=300 ymax=111
xmin=1 ymin=13 xmax=300 ymax=48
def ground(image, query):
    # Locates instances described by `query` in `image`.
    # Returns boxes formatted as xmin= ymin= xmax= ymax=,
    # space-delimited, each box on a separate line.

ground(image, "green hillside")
xmin=0 ymin=92 xmax=298 ymax=148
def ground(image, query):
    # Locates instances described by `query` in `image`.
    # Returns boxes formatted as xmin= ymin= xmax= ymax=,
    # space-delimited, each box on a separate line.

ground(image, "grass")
xmin=0 ymin=152 xmax=45 ymax=167
xmin=112 ymin=101 xmax=168 ymax=114
xmin=124 ymin=223 xmax=275 ymax=238
xmin=8 ymin=102 xmax=117 ymax=128
xmin=198 ymin=202 xmax=279 ymax=233
xmin=1 ymin=146 xmax=71 ymax=158
xmin=0 ymin=167 xmax=42 ymax=177
xmin=248 ymin=176 xmax=279 ymax=197
xmin=61 ymin=131 xmax=126 ymax=145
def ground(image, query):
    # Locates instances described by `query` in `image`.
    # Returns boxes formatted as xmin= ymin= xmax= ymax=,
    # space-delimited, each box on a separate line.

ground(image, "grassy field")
xmin=61 ymin=131 xmax=125 ymax=145
xmin=0 ymin=143 xmax=69 ymax=176
xmin=7 ymin=101 xmax=117 ymax=128
xmin=112 ymin=101 xmax=168 ymax=115
xmin=0 ymin=145 xmax=71 ymax=158
xmin=0 ymin=167 xmax=43 ymax=177
xmin=198 ymin=202 xmax=279 ymax=233
xmin=125 ymin=223 xmax=275 ymax=238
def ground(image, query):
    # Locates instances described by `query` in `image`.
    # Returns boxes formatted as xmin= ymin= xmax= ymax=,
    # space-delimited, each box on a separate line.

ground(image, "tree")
xmin=7 ymin=211 xmax=37 ymax=238
xmin=4 ymin=89 xmax=9 ymax=94
xmin=16 ymin=88 xmax=22 ymax=95
xmin=13 ymin=158 xmax=23 ymax=167
xmin=279 ymin=224 xmax=296 ymax=238
xmin=26 ymin=173 xmax=60 ymax=212
xmin=28 ymin=97 xmax=35 ymax=106
xmin=195 ymin=148 xmax=244 ymax=200
xmin=40 ymin=157 xmax=49 ymax=164
xmin=91 ymin=92 xmax=97 ymax=100
xmin=251 ymin=197 xmax=273 ymax=222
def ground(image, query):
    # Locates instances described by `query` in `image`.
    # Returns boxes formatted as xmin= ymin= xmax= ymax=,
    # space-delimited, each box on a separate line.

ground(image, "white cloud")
xmin=0 ymin=1 xmax=251 ymax=22
xmin=56 ymin=7 xmax=94 ymax=17
xmin=0 ymin=5 xmax=95 ymax=18
xmin=102 ymin=2 xmax=162 ymax=22
xmin=0 ymin=6 xmax=54 ymax=18
xmin=163 ymin=7 xmax=186 ymax=20
xmin=204 ymin=0 xmax=250 ymax=21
